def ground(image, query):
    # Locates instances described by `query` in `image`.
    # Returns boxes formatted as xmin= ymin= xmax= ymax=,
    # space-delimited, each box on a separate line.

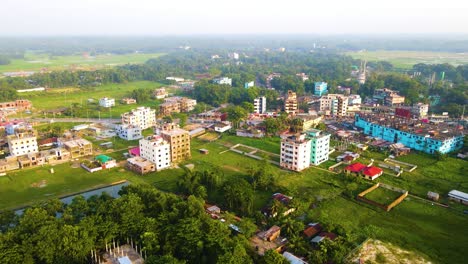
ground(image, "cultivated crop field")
xmin=0 ymin=52 xmax=165 ymax=73
xmin=23 ymin=81 xmax=164 ymax=118
xmin=346 ymin=50 xmax=468 ymax=69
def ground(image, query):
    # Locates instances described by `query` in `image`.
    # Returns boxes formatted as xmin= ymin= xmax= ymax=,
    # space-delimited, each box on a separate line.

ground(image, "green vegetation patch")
xmin=0 ymin=52 xmax=165 ymax=73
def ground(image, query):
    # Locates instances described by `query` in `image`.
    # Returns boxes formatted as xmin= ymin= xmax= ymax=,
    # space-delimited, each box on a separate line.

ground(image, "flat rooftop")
xmin=356 ymin=113 xmax=464 ymax=140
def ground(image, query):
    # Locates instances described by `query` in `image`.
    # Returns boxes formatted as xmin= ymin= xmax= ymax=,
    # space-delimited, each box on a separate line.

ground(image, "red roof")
xmin=303 ymin=224 xmax=323 ymax=238
xmin=344 ymin=162 xmax=366 ymax=173
xmin=38 ymin=137 xmax=58 ymax=146
xmin=362 ymin=166 xmax=383 ymax=177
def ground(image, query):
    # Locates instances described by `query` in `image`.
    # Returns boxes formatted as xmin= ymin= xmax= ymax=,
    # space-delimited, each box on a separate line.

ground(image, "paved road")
xmin=24 ymin=117 xmax=121 ymax=124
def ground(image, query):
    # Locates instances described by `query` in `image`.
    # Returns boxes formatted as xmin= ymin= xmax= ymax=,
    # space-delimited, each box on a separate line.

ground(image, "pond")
xmin=15 ymin=181 xmax=130 ymax=216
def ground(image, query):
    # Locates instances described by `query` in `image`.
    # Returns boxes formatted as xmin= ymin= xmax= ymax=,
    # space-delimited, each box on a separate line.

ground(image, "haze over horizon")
xmin=2 ymin=0 xmax=468 ymax=36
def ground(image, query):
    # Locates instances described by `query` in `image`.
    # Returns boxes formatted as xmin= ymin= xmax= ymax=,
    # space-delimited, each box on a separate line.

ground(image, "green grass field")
xmin=346 ymin=50 xmax=468 ymax=69
xmin=364 ymin=187 xmax=403 ymax=205
xmin=22 ymin=81 xmax=164 ymax=118
xmin=1 ymin=135 xmax=467 ymax=263
xmin=376 ymin=153 xmax=468 ymax=199
xmin=0 ymin=52 xmax=164 ymax=73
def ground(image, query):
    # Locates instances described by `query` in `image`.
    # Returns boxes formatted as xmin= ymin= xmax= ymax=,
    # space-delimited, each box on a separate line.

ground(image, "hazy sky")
xmin=1 ymin=0 xmax=468 ymax=35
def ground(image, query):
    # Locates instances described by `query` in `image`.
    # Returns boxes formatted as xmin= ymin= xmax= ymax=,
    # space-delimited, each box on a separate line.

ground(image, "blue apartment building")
xmin=314 ymin=82 xmax=328 ymax=96
xmin=355 ymin=114 xmax=464 ymax=154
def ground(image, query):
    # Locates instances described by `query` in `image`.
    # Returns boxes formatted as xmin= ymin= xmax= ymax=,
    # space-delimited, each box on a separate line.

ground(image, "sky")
xmin=1 ymin=0 xmax=468 ymax=36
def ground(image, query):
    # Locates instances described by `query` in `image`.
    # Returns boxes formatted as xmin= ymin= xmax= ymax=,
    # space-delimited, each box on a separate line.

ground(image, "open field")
xmin=0 ymin=52 xmax=164 ymax=73
xmin=346 ymin=50 xmax=468 ymax=69
xmin=364 ymin=186 xmax=404 ymax=205
xmin=22 ymin=81 xmax=164 ymax=118
xmin=1 ymin=134 xmax=467 ymax=263
xmin=376 ymin=153 xmax=468 ymax=199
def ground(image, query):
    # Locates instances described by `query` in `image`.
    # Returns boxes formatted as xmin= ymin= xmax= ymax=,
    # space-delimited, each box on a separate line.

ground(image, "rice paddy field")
xmin=346 ymin=50 xmax=468 ymax=69
xmin=0 ymin=51 xmax=165 ymax=73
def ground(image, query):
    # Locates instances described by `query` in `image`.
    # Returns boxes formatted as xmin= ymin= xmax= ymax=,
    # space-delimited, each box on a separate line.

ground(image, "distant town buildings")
xmin=280 ymin=133 xmax=311 ymax=171
xmin=254 ymin=96 xmax=267 ymax=114
xmin=244 ymin=81 xmax=255 ymax=89
xmin=99 ymin=97 xmax=115 ymax=108
xmin=159 ymin=97 xmax=197 ymax=116
xmin=314 ymin=82 xmax=328 ymax=96
xmin=412 ymin=103 xmax=429 ymax=118
xmin=153 ymin=88 xmax=169 ymax=99
xmin=228 ymin=52 xmax=239 ymax=60
xmin=373 ymin=88 xmax=405 ymax=106
xmin=121 ymin=107 xmax=156 ymax=130
xmin=139 ymin=135 xmax=171 ymax=171
xmin=166 ymin=76 xmax=185 ymax=82
xmin=284 ymin=90 xmax=298 ymax=114
xmin=296 ymin=73 xmax=309 ymax=81
xmin=213 ymin=77 xmax=232 ymax=86
xmin=307 ymin=129 xmax=331 ymax=166
xmin=319 ymin=94 xmax=348 ymax=116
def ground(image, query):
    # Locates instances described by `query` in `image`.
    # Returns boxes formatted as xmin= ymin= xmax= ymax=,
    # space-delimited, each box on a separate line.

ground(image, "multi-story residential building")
xmin=60 ymin=138 xmax=93 ymax=158
xmin=159 ymin=124 xmax=191 ymax=163
xmin=254 ymin=96 xmax=267 ymax=114
xmin=348 ymin=94 xmax=362 ymax=106
xmin=284 ymin=90 xmax=298 ymax=114
xmin=373 ymin=88 xmax=405 ymax=106
xmin=7 ymin=132 xmax=38 ymax=156
xmin=5 ymin=122 xmax=33 ymax=135
xmin=159 ymin=101 xmax=180 ymax=116
xmin=355 ymin=113 xmax=464 ymax=154
xmin=296 ymin=115 xmax=323 ymax=131
xmin=178 ymin=98 xmax=197 ymax=112
xmin=280 ymin=134 xmax=311 ymax=171
xmin=314 ymin=82 xmax=328 ymax=96
xmin=139 ymin=135 xmax=171 ymax=170
xmin=153 ymin=88 xmax=169 ymax=99
xmin=99 ymin=97 xmax=115 ymax=108
xmin=412 ymin=103 xmax=429 ymax=118
xmin=121 ymin=107 xmax=156 ymax=130
xmin=115 ymin=124 xmax=143 ymax=141
xmin=0 ymin=99 xmax=32 ymax=111
xmin=213 ymin=77 xmax=232 ymax=86
xmin=319 ymin=94 xmax=348 ymax=116
xmin=307 ymin=129 xmax=330 ymax=166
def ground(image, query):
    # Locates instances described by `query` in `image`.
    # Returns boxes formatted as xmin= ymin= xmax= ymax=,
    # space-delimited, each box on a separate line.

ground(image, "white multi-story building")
xmin=99 ymin=97 xmax=115 ymax=108
xmin=7 ymin=132 xmax=38 ymax=156
xmin=115 ymin=124 xmax=143 ymax=141
xmin=121 ymin=107 xmax=156 ymax=130
xmin=319 ymin=94 xmax=348 ymax=116
xmin=307 ymin=129 xmax=330 ymax=166
xmin=412 ymin=103 xmax=429 ymax=118
xmin=253 ymin=96 xmax=267 ymax=114
xmin=280 ymin=134 xmax=311 ymax=172
xmin=348 ymin=94 xmax=362 ymax=106
xmin=213 ymin=77 xmax=232 ymax=86
xmin=139 ymin=135 xmax=171 ymax=170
